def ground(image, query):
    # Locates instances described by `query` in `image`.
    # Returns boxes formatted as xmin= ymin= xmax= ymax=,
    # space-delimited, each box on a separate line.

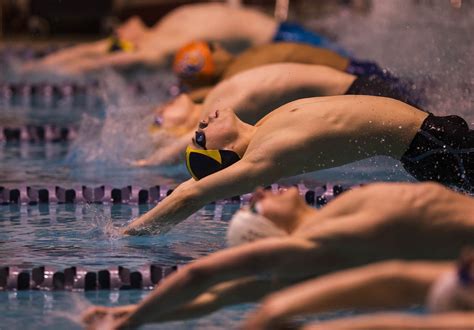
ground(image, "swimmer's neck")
xmin=292 ymin=206 xmax=318 ymax=233
xmin=233 ymin=121 xmax=257 ymax=157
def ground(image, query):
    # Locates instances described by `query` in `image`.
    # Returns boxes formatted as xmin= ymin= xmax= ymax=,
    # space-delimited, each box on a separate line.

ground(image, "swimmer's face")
xmin=191 ymin=108 xmax=239 ymax=150
xmin=154 ymin=94 xmax=195 ymax=129
xmin=250 ymin=187 xmax=307 ymax=233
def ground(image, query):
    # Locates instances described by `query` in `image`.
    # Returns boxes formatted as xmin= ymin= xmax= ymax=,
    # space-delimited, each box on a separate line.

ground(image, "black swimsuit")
xmin=345 ymin=73 xmax=426 ymax=109
xmin=400 ymin=114 xmax=474 ymax=192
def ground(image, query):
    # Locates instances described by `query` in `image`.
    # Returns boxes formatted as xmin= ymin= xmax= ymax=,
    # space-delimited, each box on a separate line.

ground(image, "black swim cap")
xmin=185 ymin=146 xmax=240 ymax=180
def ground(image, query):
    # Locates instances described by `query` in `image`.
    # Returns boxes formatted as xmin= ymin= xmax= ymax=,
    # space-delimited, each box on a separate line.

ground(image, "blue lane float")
xmin=0 ymin=265 xmax=180 ymax=291
xmin=0 ymin=183 xmax=353 ymax=206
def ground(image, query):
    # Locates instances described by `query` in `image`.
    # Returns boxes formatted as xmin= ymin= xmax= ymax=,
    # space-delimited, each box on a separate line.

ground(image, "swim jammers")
xmin=346 ymin=58 xmax=390 ymax=78
xmin=400 ymin=114 xmax=474 ymax=192
xmin=344 ymin=73 xmax=426 ymax=109
xmin=273 ymin=22 xmax=349 ymax=56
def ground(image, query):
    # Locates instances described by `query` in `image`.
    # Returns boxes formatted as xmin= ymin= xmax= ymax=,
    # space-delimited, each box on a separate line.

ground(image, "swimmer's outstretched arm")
xmin=105 ymin=237 xmax=317 ymax=328
xmin=133 ymin=136 xmax=190 ymax=167
xmin=82 ymin=277 xmax=289 ymax=327
xmin=303 ymin=312 xmax=474 ymax=330
xmin=244 ymin=260 xmax=451 ymax=330
xmin=123 ymin=157 xmax=277 ymax=234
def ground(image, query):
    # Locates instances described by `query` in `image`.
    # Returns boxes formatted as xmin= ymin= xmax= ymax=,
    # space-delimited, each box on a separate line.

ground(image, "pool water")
xmin=1 ymin=1 xmax=473 ymax=329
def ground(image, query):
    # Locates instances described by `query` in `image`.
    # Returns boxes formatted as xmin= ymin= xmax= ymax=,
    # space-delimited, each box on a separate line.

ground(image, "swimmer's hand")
xmin=130 ymin=159 xmax=153 ymax=167
xmin=81 ymin=305 xmax=136 ymax=330
xmin=120 ymin=222 xmax=174 ymax=236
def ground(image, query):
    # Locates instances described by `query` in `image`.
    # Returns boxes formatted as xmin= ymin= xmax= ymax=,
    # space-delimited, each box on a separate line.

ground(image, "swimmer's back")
xmin=223 ymin=42 xmax=349 ymax=79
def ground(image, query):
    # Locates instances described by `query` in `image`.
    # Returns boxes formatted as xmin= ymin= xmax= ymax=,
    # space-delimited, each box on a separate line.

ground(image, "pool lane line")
xmin=0 ymin=125 xmax=78 ymax=142
xmin=0 ymin=265 xmax=181 ymax=291
xmin=0 ymin=183 xmax=352 ymax=205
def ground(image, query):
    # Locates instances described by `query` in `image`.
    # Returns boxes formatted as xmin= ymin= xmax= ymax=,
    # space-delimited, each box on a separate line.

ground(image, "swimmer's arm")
xmin=124 ymin=158 xmax=277 ymax=234
xmin=113 ymin=237 xmax=317 ymax=328
xmin=133 ymin=141 xmax=187 ymax=166
xmin=188 ymin=87 xmax=213 ymax=103
xmin=244 ymin=260 xmax=450 ymax=330
xmin=303 ymin=312 xmax=474 ymax=330
xmin=82 ymin=278 xmax=286 ymax=327
xmin=63 ymin=51 xmax=161 ymax=75
xmin=146 ymin=277 xmax=292 ymax=322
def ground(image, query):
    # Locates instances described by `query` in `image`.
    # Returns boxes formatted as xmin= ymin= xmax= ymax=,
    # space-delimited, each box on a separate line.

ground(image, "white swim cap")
xmin=226 ymin=208 xmax=288 ymax=247
xmin=427 ymin=270 xmax=474 ymax=312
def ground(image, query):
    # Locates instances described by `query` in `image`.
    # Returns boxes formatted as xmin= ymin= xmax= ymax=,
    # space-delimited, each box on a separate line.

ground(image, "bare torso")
xmin=223 ymin=43 xmax=350 ymax=79
xmin=245 ymin=96 xmax=428 ymax=178
xmin=144 ymin=3 xmax=277 ymax=57
xmin=286 ymin=182 xmax=474 ymax=276
xmin=203 ymin=63 xmax=356 ymax=124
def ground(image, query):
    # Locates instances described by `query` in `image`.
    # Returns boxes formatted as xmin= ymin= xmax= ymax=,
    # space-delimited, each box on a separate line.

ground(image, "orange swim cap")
xmin=173 ymin=41 xmax=215 ymax=81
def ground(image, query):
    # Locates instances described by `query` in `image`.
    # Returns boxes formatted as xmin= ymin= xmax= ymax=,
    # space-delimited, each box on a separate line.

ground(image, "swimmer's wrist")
xmin=116 ymin=311 xmax=142 ymax=329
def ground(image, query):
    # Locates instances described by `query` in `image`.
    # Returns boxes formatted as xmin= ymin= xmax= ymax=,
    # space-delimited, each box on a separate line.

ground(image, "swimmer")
xmin=125 ymin=95 xmax=473 ymax=233
xmin=304 ymin=313 xmax=474 ymax=330
xmin=138 ymin=63 xmax=423 ymax=166
xmin=82 ymin=182 xmax=474 ymax=328
xmin=245 ymin=249 xmax=474 ymax=329
xmin=20 ymin=3 xmax=342 ymax=77
xmin=173 ymin=41 xmax=380 ymax=100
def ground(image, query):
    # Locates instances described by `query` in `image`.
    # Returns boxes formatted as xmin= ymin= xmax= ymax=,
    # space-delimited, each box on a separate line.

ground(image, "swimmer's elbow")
xmin=174 ymin=180 xmax=203 ymax=208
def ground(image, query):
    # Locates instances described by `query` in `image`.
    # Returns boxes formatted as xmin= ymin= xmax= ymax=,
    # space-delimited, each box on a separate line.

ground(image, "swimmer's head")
xmin=427 ymin=248 xmax=474 ymax=313
xmin=185 ymin=108 xmax=252 ymax=179
xmin=227 ymin=209 xmax=288 ymax=247
xmin=150 ymin=94 xmax=199 ymax=135
xmin=173 ymin=41 xmax=233 ymax=88
xmin=227 ymin=187 xmax=311 ymax=246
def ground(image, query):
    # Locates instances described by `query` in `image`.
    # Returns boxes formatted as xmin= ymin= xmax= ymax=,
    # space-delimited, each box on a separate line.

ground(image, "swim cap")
xmin=108 ymin=35 xmax=134 ymax=53
xmin=173 ymin=41 xmax=215 ymax=80
xmin=227 ymin=209 xmax=288 ymax=247
xmin=185 ymin=146 xmax=240 ymax=180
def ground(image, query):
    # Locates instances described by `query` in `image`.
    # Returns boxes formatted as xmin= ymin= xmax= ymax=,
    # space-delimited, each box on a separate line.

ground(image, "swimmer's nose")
xmin=199 ymin=120 xmax=208 ymax=129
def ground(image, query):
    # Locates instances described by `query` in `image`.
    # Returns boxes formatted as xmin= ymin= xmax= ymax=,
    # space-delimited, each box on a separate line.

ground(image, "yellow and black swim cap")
xmin=108 ymin=35 xmax=135 ymax=53
xmin=173 ymin=41 xmax=215 ymax=80
xmin=185 ymin=146 xmax=240 ymax=180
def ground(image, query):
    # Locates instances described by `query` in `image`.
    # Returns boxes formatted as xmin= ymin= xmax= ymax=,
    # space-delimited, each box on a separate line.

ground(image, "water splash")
xmin=49 ymin=293 xmax=92 ymax=326
xmin=65 ymin=70 xmax=178 ymax=165
xmin=48 ymin=293 xmax=121 ymax=330
xmin=308 ymin=0 xmax=473 ymax=121
xmin=83 ymin=203 xmax=124 ymax=240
